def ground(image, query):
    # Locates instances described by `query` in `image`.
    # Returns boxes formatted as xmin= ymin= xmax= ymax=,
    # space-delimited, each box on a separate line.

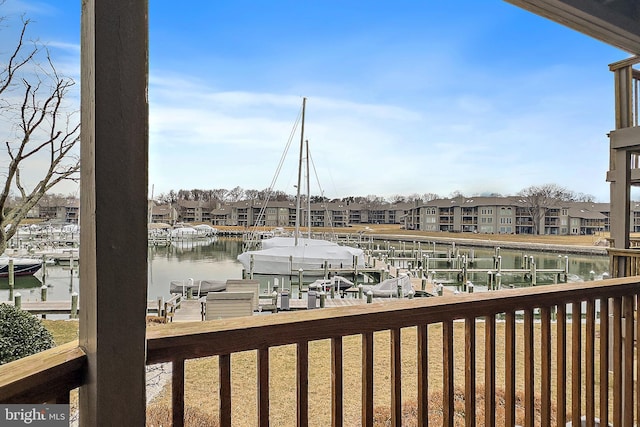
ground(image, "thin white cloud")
xmin=146 ymin=57 xmax=615 ymax=202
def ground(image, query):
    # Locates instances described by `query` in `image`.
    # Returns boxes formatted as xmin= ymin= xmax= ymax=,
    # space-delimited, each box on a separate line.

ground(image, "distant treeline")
xmin=152 ymin=187 xmax=442 ymax=205
xmin=151 ymin=185 xmax=596 ymax=205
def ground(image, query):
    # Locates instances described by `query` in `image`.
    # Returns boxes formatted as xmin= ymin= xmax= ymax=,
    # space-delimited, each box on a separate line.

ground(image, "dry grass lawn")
xmin=148 ymin=320 xmax=602 ymax=426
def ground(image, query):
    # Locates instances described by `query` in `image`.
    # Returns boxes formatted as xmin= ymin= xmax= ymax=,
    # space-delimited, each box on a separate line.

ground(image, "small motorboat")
xmin=0 ymin=256 xmax=42 ymax=277
xmin=308 ymin=275 xmax=354 ymax=292
xmin=361 ymin=274 xmax=414 ymax=298
xmin=170 ymin=278 xmax=226 ymax=296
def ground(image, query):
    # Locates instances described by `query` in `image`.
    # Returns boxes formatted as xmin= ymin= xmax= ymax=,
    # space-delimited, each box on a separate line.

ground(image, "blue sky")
xmin=0 ymin=0 xmax=629 ymax=202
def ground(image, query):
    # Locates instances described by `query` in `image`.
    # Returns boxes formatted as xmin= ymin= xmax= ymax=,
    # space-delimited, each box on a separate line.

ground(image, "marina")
xmin=0 ymin=234 xmax=610 ymax=319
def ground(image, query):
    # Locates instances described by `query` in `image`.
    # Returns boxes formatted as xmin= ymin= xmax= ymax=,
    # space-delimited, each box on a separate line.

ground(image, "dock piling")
xmin=71 ymin=292 xmax=78 ymax=319
xmin=298 ymin=269 xmax=303 ymax=299
xmin=8 ymin=259 xmax=14 ymax=297
xmin=14 ymin=292 xmax=21 ymax=310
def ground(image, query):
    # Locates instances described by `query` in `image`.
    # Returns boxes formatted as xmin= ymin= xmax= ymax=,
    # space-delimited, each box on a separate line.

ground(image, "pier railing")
xmin=2 ymin=277 xmax=640 ymax=426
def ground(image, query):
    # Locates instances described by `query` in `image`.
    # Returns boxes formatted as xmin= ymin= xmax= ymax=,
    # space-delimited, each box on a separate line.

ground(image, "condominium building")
xmin=404 ymin=197 xmax=611 ymax=235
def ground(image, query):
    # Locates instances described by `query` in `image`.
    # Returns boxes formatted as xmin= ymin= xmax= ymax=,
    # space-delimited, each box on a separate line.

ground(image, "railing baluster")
xmin=443 ymin=320 xmax=454 ymax=427
xmin=331 ymin=336 xmax=343 ymax=427
xmin=540 ymin=306 xmax=551 ymax=427
xmin=613 ymin=297 xmax=622 ymax=426
xmin=172 ymin=358 xmax=185 ymax=427
xmin=524 ymin=309 xmax=534 ymax=427
xmin=297 ymin=341 xmax=309 ymax=427
xmin=637 ymin=293 xmax=640 ymax=427
xmin=623 ymin=295 xmax=634 ymax=427
xmin=505 ymin=311 xmax=516 ymax=427
xmin=391 ymin=328 xmax=402 ymax=427
xmin=484 ymin=314 xmax=495 ymax=427
xmin=362 ymin=331 xmax=374 ymax=427
xmin=417 ymin=324 xmax=428 ymax=427
xmin=585 ymin=300 xmax=595 ymax=427
xmin=219 ymin=354 xmax=231 ymax=427
xmin=611 ymin=298 xmax=622 ymax=426
xmin=557 ymin=304 xmax=567 ymax=426
xmin=572 ymin=301 xmax=582 ymax=426
xmin=258 ymin=348 xmax=270 ymax=427
xmin=464 ymin=317 xmax=476 ymax=427
xmin=599 ymin=297 xmax=609 ymax=426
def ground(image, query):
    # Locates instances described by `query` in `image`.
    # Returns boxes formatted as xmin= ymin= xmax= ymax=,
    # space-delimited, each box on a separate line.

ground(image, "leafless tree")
xmin=517 ymin=183 xmax=574 ymax=235
xmin=388 ymin=194 xmax=407 ymax=204
xmin=449 ymin=190 xmax=465 ymax=199
xmin=227 ymin=186 xmax=244 ymax=202
xmin=243 ymin=189 xmax=258 ymax=201
xmin=0 ymin=17 xmax=80 ymax=254
xmin=210 ymin=188 xmax=228 ymax=202
xmin=421 ymin=192 xmax=439 ymax=202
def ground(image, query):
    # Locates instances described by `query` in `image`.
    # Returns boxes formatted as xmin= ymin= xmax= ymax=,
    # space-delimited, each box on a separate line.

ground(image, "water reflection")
xmin=0 ymin=237 xmax=610 ymax=302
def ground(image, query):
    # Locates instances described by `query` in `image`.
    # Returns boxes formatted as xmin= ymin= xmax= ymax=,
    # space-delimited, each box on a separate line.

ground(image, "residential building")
xmin=405 ymin=197 xmax=609 ymax=235
xmin=175 ymin=200 xmax=215 ymax=223
xmin=149 ymin=202 xmax=177 ymax=224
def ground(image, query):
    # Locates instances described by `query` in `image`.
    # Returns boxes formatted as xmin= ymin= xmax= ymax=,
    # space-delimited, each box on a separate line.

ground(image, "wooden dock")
xmin=170 ymin=277 xmax=439 ymax=322
xmin=169 ymin=296 xmax=413 ymax=322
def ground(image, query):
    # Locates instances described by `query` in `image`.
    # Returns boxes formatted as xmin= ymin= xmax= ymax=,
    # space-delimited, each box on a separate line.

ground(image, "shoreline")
xmin=215 ymin=225 xmax=611 ymax=256
xmin=367 ymin=233 xmax=609 ymax=256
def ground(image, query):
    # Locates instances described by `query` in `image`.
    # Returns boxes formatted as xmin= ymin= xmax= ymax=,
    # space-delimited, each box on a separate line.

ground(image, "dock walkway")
xmin=170 ymin=277 xmax=439 ymax=322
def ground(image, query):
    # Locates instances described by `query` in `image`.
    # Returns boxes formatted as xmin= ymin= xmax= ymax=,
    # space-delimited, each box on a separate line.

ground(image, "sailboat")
xmin=237 ymin=98 xmax=365 ymax=276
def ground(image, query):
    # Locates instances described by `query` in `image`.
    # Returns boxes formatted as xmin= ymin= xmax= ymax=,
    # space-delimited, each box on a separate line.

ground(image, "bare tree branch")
xmin=0 ymin=17 xmax=80 ymax=253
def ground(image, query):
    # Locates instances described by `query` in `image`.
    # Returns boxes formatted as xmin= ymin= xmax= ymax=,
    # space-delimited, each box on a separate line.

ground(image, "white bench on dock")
xmin=225 ymin=279 xmax=260 ymax=311
xmin=204 ymin=291 xmax=254 ymax=320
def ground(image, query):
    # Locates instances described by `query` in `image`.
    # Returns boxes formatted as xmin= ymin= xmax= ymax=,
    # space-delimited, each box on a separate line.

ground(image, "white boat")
xmin=192 ymin=224 xmax=218 ymax=236
xmin=237 ymin=239 xmax=364 ymax=275
xmin=170 ymin=227 xmax=198 ymax=238
xmin=308 ymin=275 xmax=355 ymax=292
xmin=237 ymin=98 xmax=365 ymax=275
xmin=361 ymin=274 xmax=414 ymax=298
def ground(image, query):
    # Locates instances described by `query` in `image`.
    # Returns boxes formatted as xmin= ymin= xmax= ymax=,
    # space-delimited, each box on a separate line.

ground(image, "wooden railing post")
xmin=362 ymin=332 xmax=374 ymax=427
xmin=79 ymin=0 xmax=148 ymax=425
xmin=172 ymin=358 xmax=185 ymax=427
xmin=258 ymin=348 xmax=270 ymax=427
xmin=331 ymin=337 xmax=343 ymax=427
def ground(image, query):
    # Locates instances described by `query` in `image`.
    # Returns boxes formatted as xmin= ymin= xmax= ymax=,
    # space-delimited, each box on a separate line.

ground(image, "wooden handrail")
xmin=146 ymin=278 xmax=639 ymax=363
xmin=0 ymin=340 xmax=86 ymax=403
xmin=144 ymin=278 xmax=640 ymax=426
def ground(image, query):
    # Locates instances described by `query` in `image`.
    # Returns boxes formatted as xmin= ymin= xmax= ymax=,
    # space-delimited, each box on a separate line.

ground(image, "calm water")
xmin=0 ymin=237 xmax=610 ymax=304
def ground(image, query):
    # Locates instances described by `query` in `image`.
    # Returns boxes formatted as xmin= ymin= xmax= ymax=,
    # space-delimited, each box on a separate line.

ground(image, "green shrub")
xmin=0 ymin=303 xmax=54 ymax=365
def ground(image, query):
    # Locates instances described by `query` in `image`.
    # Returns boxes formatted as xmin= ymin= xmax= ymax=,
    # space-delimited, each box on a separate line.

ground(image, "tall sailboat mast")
xmin=294 ymin=97 xmax=306 ymax=246
xmin=306 ymin=139 xmax=311 ymax=238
